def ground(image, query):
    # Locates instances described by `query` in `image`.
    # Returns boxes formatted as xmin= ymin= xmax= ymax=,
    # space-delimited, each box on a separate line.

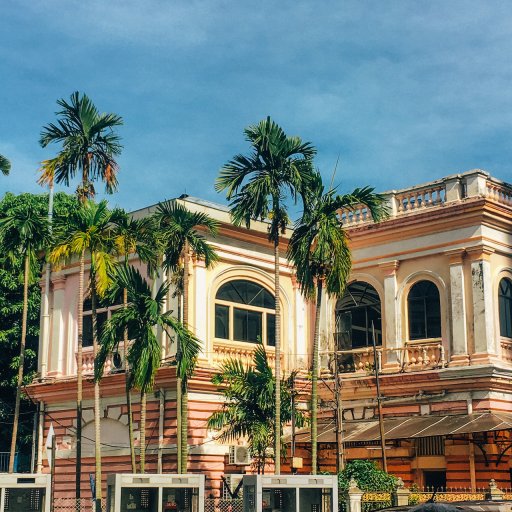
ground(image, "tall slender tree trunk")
xmin=123 ymin=286 xmax=137 ymax=473
xmin=311 ymin=280 xmax=322 ymax=474
xmin=140 ymin=392 xmax=147 ymax=473
xmin=8 ymin=254 xmax=30 ymax=473
xmin=273 ymin=239 xmax=281 ymax=474
xmin=180 ymin=240 xmax=189 ymax=474
xmin=91 ymin=271 xmax=102 ymax=510
xmin=76 ymin=249 xmax=85 ymax=505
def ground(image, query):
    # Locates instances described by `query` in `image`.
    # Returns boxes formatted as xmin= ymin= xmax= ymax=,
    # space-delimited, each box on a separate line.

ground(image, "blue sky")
xmin=1 ymin=0 xmax=512 ymax=211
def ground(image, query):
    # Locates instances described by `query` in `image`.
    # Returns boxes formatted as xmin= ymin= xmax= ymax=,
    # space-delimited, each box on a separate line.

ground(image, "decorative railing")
xmin=212 ymin=341 xmax=281 ymax=369
xmin=337 ymin=170 xmax=512 ymax=227
xmin=486 ymin=179 xmax=512 ymax=206
xmin=77 ymin=346 xmax=126 ymax=375
xmin=500 ymin=339 xmax=512 ymax=364
xmin=333 ymin=339 xmax=446 ymax=375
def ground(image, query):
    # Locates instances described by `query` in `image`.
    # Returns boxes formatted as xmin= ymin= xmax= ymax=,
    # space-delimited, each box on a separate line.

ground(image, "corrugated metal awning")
xmin=292 ymin=412 xmax=512 ymax=444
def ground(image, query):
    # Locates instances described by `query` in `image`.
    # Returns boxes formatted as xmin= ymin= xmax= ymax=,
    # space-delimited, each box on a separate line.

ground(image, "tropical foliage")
xmin=288 ymin=172 xmax=387 ymax=473
xmin=39 ymin=91 xmax=123 ymax=201
xmin=50 ymin=199 xmax=123 ymax=505
xmin=207 ymin=343 xmax=306 ymax=473
xmin=95 ymin=265 xmax=200 ymax=473
xmin=0 ymin=154 xmax=11 ymax=175
xmin=154 ymin=200 xmax=218 ymax=473
xmin=0 ymin=192 xmax=77 ymax=463
xmin=338 ymin=460 xmax=397 ymax=492
xmin=216 ymin=116 xmax=316 ymax=473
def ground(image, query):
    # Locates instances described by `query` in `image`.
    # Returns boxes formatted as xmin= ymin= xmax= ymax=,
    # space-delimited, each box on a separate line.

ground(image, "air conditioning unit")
xmin=222 ymin=474 xmax=244 ymax=499
xmin=229 ymin=445 xmax=252 ymax=466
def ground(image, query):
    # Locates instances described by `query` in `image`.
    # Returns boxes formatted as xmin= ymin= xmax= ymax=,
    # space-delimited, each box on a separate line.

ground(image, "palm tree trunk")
xmin=123 ymin=287 xmax=137 ymax=473
xmin=273 ymin=239 xmax=281 ymax=475
xmin=91 ymin=274 xmax=102 ymax=509
xmin=8 ymin=254 xmax=30 ymax=473
xmin=178 ymin=241 xmax=190 ymax=474
xmin=311 ymin=280 xmax=322 ymax=474
xmin=76 ymin=249 xmax=85 ymax=503
xmin=140 ymin=392 xmax=147 ymax=473
xmin=180 ymin=388 xmax=188 ymax=473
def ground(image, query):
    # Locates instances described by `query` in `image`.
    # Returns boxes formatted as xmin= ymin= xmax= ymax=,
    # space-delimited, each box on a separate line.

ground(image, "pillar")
xmin=467 ymin=246 xmax=496 ymax=363
xmin=193 ymin=257 xmax=208 ymax=358
xmin=292 ymin=275 xmax=308 ymax=370
xmin=48 ymin=274 xmax=66 ymax=377
xmin=379 ymin=260 xmax=400 ymax=367
xmin=445 ymin=249 xmax=469 ymax=365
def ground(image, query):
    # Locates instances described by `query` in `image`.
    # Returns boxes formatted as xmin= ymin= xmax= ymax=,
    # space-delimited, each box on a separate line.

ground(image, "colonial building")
xmin=27 ymin=169 xmax=512 ymax=499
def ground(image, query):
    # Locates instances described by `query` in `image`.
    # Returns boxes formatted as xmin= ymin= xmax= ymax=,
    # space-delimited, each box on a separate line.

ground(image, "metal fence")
xmin=53 ymin=498 xmax=106 ymax=512
xmin=205 ymin=498 xmax=244 ymax=512
xmin=362 ymin=492 xmax=392 ymax=512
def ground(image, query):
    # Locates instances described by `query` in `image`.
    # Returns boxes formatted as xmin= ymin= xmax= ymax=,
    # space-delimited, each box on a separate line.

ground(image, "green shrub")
xmin=338 ymin=460 xmax=398 ymax=492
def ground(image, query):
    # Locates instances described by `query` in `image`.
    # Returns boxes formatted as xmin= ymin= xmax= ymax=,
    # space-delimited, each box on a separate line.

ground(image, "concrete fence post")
xmin=347 ymin=478 xmax=363 ymax=512
xmin=486 ymin=479 xmax=504 ymax=501
xmin=392 ymin=479 xmax=410 ymax=507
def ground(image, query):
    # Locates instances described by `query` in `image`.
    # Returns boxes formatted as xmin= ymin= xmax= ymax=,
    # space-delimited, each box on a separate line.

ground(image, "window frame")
xmin=499 ymin=277 xmax=512 ymax=339
xmin=407 ymin=280 xmax=442 ymax=341
xmin=82 ymin=296 xmax=124 ymax=348
xmin=335 ymin=281 xmax=382 ymax=349
xmin=214 ymin=279 xmax=276 ymax=347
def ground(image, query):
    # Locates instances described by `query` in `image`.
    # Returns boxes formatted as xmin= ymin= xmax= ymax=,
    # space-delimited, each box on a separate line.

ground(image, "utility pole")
xmin=333 ymin=355 xmax=345 ymax=472
xmin=371 ymin=322 xmax=387 ymax=472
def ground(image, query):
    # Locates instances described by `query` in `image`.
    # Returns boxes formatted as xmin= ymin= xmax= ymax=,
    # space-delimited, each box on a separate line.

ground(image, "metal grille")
xmin=415 ymin=436 xmax=444 ymax=456
xmin=53 ymin=498 xmax=106 ymax=512
xmin=205 ymin=498 xmax=244 ymax=512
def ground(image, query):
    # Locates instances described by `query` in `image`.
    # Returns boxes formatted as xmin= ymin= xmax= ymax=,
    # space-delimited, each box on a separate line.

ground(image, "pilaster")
xmin=467 ymin=245 xmax=496 ymax=363
xmin=445 ymin=249 xmax=469 ymax=366
xmin=193 ymin=257 xmax=208 ymax=359
xmin=379 ymin=260 xmax=400 ymax=369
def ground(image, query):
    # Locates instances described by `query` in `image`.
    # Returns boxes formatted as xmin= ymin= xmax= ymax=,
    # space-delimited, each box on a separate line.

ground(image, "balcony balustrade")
xmin=337 ymin=170 xmax=512 ymax=227
xmin=212 ymin=340 xmax=283 ymax=369
xmin=331 ymin=339 xmax=447 ymax=375
xmin=77 ymin=346 xmax=126 ymax=375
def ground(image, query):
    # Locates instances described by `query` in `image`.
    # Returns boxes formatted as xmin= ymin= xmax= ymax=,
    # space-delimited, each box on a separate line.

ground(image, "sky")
xmin=1 ymin=0 xmax=512 ymax=212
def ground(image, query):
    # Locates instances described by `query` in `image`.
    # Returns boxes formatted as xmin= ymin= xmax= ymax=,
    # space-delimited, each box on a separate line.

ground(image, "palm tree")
xmin=154 ymin=200 xmax=218 ymax=473
xmin=50 ymin=200 xmax=121 ymax=509
xmin=112 ymin=214 xmax=158 ymax=473
xmin=215 ymin=117 xmax=316 ymax=473
xmin=95 ymin=265 xmax=200 ymax=473
xmin=39 ymin=91 xmax=123 ymax=202
xmin=0 ymin=198 xmax=49 ymax=473
xmin=0 ymin=154 xmax=11 ymax=175
xmin=287 ymin=172 xmax=387 ymax=473
xmin=207 ymin=344 xmax=306 ymax=474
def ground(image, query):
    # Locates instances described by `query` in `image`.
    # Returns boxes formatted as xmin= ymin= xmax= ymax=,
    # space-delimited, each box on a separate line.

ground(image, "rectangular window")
xmin=215 ymin=304 xmax=229 ymax=339
xmin=234 ymin=308 xmax=262 ymax=343
xmin=82 ymin=312 xmax=107 ymax=347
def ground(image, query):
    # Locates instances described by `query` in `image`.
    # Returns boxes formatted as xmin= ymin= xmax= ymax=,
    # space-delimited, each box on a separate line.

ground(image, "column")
xmin=379 ymin=260 xmax=400 ymax=367
xmin=291 ymin=276 xmax=308 ymax=371
xmin=48 ymin=274 xmax=66 ymax=377
xmin=467 ymin=246 xmax=496 ymax=362
xmin=445 ymin=249 xmax=469 ymax=365
xmin=193 ymin=257 xmax=208 ymax=359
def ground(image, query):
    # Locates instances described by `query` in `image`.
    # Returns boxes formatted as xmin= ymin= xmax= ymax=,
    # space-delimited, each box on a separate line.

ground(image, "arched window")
xmin=408 ymin=280 xmax=441 ymax=340
xmin=335 ymin=282 xmax=382 ymax=349
xmin=83 ymin=291 xmax=123 ymax=347
xmin=499 ymin=278 xmax=512 ymax=338
xmin=214 ymin=279 xmax=276 ymax=346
